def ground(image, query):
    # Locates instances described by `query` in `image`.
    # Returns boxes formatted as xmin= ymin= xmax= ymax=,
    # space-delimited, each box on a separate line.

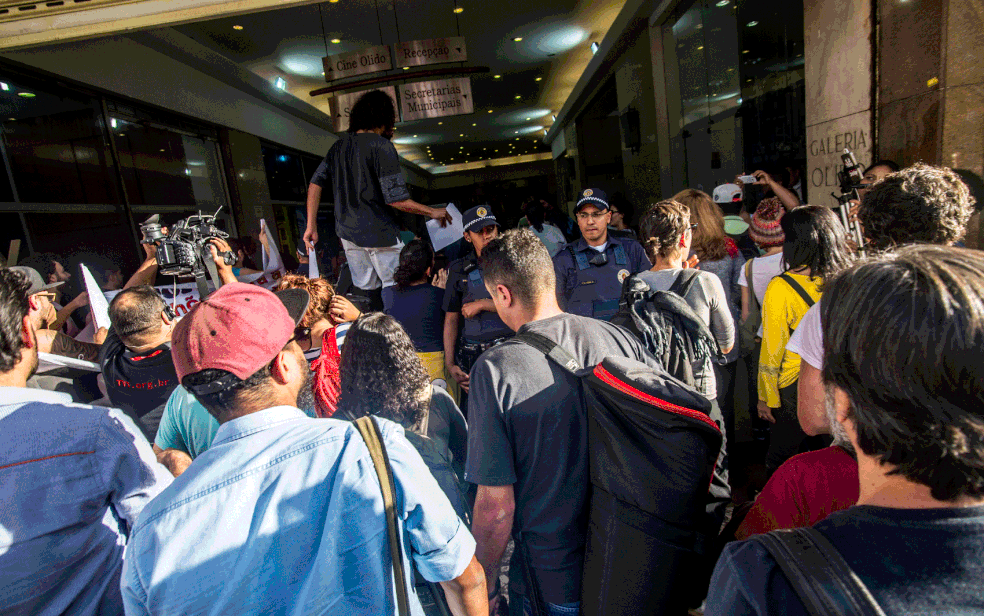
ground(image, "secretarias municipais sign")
xmin=322 ymin=45 xmax=393 ymax=81
xmin=400 ymin=77 xmax=474 ymax=122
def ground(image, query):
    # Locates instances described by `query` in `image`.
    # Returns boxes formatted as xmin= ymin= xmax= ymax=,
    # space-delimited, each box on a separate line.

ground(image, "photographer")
xmin=100 ymin=239 xmax=236 ymax=443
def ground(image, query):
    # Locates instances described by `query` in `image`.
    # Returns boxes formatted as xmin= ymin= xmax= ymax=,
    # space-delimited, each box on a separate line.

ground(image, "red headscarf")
xmin=310 ymin=327 xmax=341 ymax=418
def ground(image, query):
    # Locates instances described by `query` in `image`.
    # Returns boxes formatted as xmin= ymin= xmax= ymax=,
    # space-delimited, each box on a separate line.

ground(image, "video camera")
xmin=139 ymin=207 xmax=236 ymax=298
xmin=831 ymin=149 xmax=867 ymax=255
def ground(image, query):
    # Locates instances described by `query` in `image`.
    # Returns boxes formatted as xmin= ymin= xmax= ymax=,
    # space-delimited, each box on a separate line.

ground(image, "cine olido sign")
xmin=322 ymin=45 xmax=393 ymax=81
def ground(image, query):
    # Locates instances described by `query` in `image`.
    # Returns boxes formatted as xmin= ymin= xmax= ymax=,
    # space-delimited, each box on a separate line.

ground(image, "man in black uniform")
xmin=553 ymin=188 xmax=651 ymax=321
xmin=443 ymin=206 xmax=513 ymax=413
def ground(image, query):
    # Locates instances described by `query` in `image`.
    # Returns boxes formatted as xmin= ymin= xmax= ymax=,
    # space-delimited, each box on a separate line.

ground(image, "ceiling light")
xmin=274 ymin=77 xmax=287 ymax=91
xmin=590 ymin=42 xmax=600 ymax=54
xmin=515 ymin=95 xmax=521 ymax=99
xmin=494 ymin=75 xmax=501 ymax=79
xmin=525 ymin=117 xmax=531 ymax=120
xmin=402 ymin=67 xmax=409 ymax=70
xmin=233 ymin=25 xmax=244 ymax=30
xmin=488 ymin=110 xmax=493 ymax=113
xmin=716 ymin=0 xmax=729 ymax=5
xmin=746 ymin=20 xmax=759 ymax=26
xmin=438 ymin=121 xmax=443 ymax=125
xmin=331 ymin=38 xmax=342 ymax=44
xmin=459 ymin=133 xmax=464 ymax=137
xmin=472 ymin=123 xmax=477 ymax=126
xmin=0 ymin=83 xmax=8 ymax=91
xmin=329 ymin=0 xmax=339 ymax=3
xmin=513 ymin=37 xmax=523 ymax=42
xmin=742 ymin=49 xmax=750 ymax=54
xmin=697 ymin=46 xmax=704 ymax=50
xmin=552 ymin=114 xmax=557 ymax=121
xmin=453 ymin=6 xmax=464 ymax=13
xmin=413 ymin=134 xmax=418 ymax=137
xmin=17 ymin=92 xmax=35 ymax=98
xmin=535 ymin=77 xmax=542 ymax=82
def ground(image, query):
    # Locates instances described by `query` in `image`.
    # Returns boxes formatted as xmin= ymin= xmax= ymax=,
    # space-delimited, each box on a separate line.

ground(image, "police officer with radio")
xmin=443 ymin=206 xmax=513 ymax=414
xmin=553 ymin=188 xmax=651 ymax=320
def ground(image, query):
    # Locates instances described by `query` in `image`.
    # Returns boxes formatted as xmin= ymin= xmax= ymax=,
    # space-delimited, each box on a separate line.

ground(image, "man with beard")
xmin=0 ymin=267 xmax=171 ymax=615
xmin=122 ymin=283 xmax=486 ymax=616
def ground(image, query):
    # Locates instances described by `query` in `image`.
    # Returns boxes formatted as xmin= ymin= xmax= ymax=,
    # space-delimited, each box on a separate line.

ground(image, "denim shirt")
xmin=0 ymin=387 xmax=171 ymax=616
xmin=122 ymin=407 xmax=475 ymax=616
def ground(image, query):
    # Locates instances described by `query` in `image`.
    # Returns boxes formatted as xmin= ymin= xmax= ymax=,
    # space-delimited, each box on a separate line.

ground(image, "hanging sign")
xmin=394 ymin=37 xmax=467 ymax=68
xmin=322 ymin=45 xmax=393 ymax=81
xmin=400 ymin=77 xmax=473 ymax=122
xmin=331 ymin=86 xmax=399 ymax=131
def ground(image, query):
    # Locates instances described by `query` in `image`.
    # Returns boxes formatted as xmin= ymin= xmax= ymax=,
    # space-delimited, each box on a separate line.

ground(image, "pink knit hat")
xmin=750 ymin=198 xmax=785 ymax=247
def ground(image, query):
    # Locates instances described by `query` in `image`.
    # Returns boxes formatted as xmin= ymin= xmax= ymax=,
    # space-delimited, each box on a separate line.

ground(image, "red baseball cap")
xmin=172 ymin=283 xmax=307 ymax=387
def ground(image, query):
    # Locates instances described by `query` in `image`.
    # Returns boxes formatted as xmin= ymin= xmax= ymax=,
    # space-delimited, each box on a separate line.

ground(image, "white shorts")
xmin=340 ymin=238 xmax=403 ymax=290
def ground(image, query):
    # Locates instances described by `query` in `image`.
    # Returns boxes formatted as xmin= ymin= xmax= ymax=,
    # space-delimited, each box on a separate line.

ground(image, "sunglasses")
xmin=290 ymin=326 xmax=311 ymax=343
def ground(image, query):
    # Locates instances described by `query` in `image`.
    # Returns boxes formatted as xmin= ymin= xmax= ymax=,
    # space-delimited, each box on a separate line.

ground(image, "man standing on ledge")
xmin=303 ymin=90 xmax=450 ymax=295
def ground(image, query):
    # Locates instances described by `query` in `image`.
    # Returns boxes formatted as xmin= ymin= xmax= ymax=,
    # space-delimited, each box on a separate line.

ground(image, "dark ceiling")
xmin=172 ymin=0 xmax=624 ymax=172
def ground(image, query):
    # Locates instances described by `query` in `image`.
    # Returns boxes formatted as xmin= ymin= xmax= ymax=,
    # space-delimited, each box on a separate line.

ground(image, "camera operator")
xmin=99 ymin=239 xmax=237 ymax=443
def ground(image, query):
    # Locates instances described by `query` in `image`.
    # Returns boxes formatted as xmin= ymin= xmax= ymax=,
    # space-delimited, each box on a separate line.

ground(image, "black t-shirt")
xmin=310 ymin=133 xmax=410 ymax=248
xmin=99 ymin=329 xmax=178 ymax=441
xmin=382 ymin=283 xmax=445 ymax=353
xmin=705 ymin=504 xmax=984 ymax=615
xmin=465 ymin=312 xmax=660 ymax=603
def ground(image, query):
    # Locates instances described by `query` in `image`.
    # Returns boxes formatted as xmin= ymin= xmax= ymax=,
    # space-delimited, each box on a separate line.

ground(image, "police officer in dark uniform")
xmin=443 ymin=205 xmax=513 ymax=414
xmin=553 ymin=188 xmax=651 ymax=320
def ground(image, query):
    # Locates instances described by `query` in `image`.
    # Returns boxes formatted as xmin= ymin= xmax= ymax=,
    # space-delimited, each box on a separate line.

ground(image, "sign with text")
xmin=331 ymin=86 xmax=399 ymax=132
xmin=394 ymin=37 xmax=467 ymax=68
xmin=322 ymin=45 xmax=392 ymax=81
xmin=400 ymin=78 xmax=473 ymax=122
xmin=806 ymin=112 xmax=873 ymax=208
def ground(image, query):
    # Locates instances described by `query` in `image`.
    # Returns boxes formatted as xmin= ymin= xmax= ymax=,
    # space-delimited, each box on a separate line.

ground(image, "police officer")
xmin=553 ymin=188 xmax=651 ymax=320
xmin=443 ymin=205 xmax=513 ymax=413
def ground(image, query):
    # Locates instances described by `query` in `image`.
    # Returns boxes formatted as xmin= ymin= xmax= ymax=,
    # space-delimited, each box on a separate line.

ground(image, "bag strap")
xmin=668 ymin=268 xmax=701 ymax=299
xmin=512 ymin=331 xmax=583 ymax=374
xmin=745 ymin=259 xmax=760 ymax=313
xmin=779 ymin=273 xmax=816 ymax=308
xmin=354 ymin=416 xmax=412 ymax=616
xmin=753 ymin=527 xmax=887 ymax=616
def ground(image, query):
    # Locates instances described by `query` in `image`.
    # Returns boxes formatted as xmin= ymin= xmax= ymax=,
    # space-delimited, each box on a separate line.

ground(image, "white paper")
xmin=37 ymin=352 xmax=100 ymax=373
xmin=308 ymin=248 xmax=320 ymax=279
xmin=80 ymin=264 xmax=111 ymax=330
xmin=426 ymin=203 xmax=464 ymax=252
xmin=259 ymin=218 xmax=285 ymax=275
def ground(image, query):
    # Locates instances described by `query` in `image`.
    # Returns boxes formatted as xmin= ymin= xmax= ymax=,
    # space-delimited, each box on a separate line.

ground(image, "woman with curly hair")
xmin=274 ymin=274 xmax=361 ymax=417
xmin=335 ymin=313 xmax=469 ymax=518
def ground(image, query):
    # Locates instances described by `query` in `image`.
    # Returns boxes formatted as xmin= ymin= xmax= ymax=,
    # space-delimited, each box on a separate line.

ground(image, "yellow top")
xmin=757 ymin=272 xmax=822 ymax=408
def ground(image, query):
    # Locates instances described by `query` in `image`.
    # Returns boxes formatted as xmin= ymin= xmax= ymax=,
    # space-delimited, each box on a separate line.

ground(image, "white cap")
xmin=712 ymin=183 xmax=742 ymax=204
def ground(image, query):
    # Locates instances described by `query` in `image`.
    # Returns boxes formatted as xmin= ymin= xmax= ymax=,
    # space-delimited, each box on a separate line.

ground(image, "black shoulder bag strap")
xmin=668 ymin=268 xmax=702 ymax=299
xmin=779 ymin=273 xmax=817 ymax=308
xmin=354 ymin=416 xmax=412 ymax=616
xmin=753 ymin=527 xmax=887 ymax=616
xmin=512 ymin=331 xmax=584 ymax=374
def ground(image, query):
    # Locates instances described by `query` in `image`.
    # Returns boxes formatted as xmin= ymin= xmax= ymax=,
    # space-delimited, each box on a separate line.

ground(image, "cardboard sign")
xmin=400 ymin=78 xmax=473 ymax=122
xmin=394 ymin=37 xmax=467 ymax=68
xmin=322 ymin=45 xmax=393 ymax=81
xmin=331 ymin=86 xmax=399 ymax=132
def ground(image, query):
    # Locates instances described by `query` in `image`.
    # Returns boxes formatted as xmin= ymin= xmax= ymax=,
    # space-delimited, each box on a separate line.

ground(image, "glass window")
xmin=662 ymin=0 xmax=805 ymax=196
xmin=263 ymin=145 xmax=307 ymax=202
xmin=0 ymin=76 xmax=121 ymax=205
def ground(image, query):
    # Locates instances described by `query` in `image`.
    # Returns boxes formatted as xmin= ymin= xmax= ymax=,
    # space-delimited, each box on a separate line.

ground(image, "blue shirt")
xmin=154 ymin=386 xmax=220 ymax=460
xmin=0 ymin=388 xmax=171 ymax=616
xmin=383 ymin=283 xmax=445 ymax=352
xmin=123 ymin=407 xmax=475 ymax=616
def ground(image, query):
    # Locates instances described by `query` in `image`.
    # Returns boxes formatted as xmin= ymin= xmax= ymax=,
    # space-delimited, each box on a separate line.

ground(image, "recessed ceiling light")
xmin=697 ymin=46 xmax=704 ymax=50
xmin=453 ymin=6 xmax=464 ymax=13
xmin=321 ymin=71 xmax=326 ymax=76
xmin=0 ymin=83 xmax=7 ymax=91
xmin=438 ymin=121 xmax=443 ymax=125
xmin=233 ymin=25 xmax=244 ymax=30
xmin=18 ymin=92 xmax=35 ymax=98
xmin=331 ymin=38 xmax=342 ymax=44
xmin=535 ymin=77 xmax=542 ymax=82
xmin=488 ymin=110 xmax=493 ymax=113
xmin=472 ymin=123 xmax=477 ymax=126
xmin=746 ymin=21 xmax=759 ymax=26
xmin=590 ymin=42 xmax=600 ymax=54
xmin=513 ymin=37 xmax=523 ymax=42
xmin=525 ymin=117 xmax=531 ymax=120
xmin=402 ymin=67 xmax=409 ymax=70
xmin=514 ymin=95 xmax=521 ymax=99
xmin=413 ymin=134 xmax=418 ymax=137
xmin=716 ymin=0 xmax=729 ymax=5
xmin=742 ymin=49 xmax=750 ymax=54
xmin=329 ymin=0 xmax=339 ymax=3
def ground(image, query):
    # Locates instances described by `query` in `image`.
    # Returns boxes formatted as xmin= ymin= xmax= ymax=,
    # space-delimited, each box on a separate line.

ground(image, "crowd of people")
xmin=2 ymin=88 xmax=984 ymax=616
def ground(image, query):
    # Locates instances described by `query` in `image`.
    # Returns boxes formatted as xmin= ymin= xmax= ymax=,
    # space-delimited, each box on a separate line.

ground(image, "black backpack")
xmin=513 ymin=332 xmax=725 ymax=616
xmin=611 ymin=270 xmax=724 ymax=389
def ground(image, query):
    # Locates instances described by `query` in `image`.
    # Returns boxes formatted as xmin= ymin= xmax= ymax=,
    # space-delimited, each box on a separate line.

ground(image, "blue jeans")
xmin=507 ymin=588 xmax=580 ymax=616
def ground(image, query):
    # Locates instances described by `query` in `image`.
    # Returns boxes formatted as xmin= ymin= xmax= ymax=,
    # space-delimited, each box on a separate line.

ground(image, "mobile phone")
xmin=738 ymin=175 xmax=759 ymax=184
